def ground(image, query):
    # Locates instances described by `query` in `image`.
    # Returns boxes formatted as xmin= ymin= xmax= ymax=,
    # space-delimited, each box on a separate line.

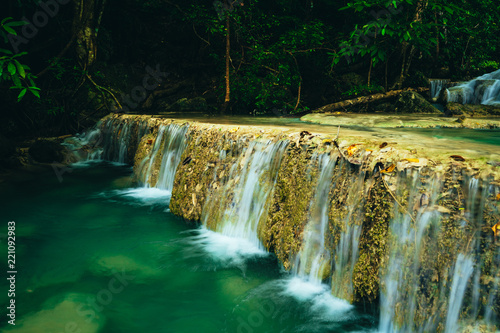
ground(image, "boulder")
xmin=393 ymin=91 xmax=441 ymax=113
xmin=168 ymin=97 xmax=208 ymax=111
xmin=445 ymin=102 xmax=500 ymax=116
xmin=29 ymin=140 xmax=65 ymax=163
xmin=340 ymin=73 xmax=365 ymax=88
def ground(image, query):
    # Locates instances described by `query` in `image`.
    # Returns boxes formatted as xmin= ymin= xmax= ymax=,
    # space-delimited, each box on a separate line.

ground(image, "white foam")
xmin=183 ymin=226 xmax=268 ymax=266
xmin=96 ymin=188 xmax=171 ymax=206
xmin=283 ymin=277 xmax=353 ymax=318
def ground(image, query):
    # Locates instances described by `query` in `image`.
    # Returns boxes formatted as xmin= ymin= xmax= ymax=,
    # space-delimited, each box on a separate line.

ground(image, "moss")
xmin=106 ymin=115 xmax=500 ymax=327
xmin=352 ymin=178 xmax=392 ymax=303
xmin=262 ymin=141 xmax=318 ymax=269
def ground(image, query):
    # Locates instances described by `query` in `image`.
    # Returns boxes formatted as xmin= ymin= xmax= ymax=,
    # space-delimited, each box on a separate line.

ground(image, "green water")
xmin=0 ymin=163 xmax=375 ymax=333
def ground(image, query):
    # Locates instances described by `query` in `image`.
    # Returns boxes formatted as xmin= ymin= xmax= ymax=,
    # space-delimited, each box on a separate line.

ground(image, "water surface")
xmin=0 ymin=163 xmax=376 ymax=332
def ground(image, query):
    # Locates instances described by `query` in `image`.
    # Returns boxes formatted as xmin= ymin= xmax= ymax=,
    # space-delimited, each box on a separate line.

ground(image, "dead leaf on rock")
xmin=403 ymin=158 xmax=420 ymax=163
xmin=496 ymin=193 xmax=500 ymax=201
xmin=347 ymin=144 xmax=358 ymax=156
xmin=450 ymin=155 xmax=466 ymax=161
xmin=492 ymin=223 xmax=500 ymax=237
xmin=379 ymin=142 xmax=388 ymax=149
xmin=381 ymin=164 xmax=396 ymax=173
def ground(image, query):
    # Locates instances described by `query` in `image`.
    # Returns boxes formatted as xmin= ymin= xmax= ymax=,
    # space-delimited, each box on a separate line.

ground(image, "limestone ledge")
xmin=109 ymin=114 xmax=499 ymax=310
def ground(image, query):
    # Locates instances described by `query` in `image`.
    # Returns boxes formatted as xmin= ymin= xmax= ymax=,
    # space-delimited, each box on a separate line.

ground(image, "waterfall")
xmin=430 ymin=79 xmax=448 ymax=99
xmin=293 ymin=153 xmax=337 ymax=285
xmin=64 ymin=116 xmax=150 ymax=164
xmin=446 ymin=69 xmax=500 ymax=105
xmin=64 ymin=115 xmax=500 ymax=331
xmin=201 ymin=139 xmax=289 ymax=250
xmin=445 ymin=254 xmax=475 ymax=333
xmin=379 ymin=171 xmax=499 ymax=332
xmin=379 ymin=171 xmax=444 ymax=333
xmin=330 ymin=163 xmax=367 ymax=302
xmin=136 ymin=123 xmax=189 ymax=192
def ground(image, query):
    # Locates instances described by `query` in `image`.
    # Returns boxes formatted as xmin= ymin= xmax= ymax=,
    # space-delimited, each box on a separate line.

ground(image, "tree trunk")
xmin=221 ymin=13 xmax=231 ymax=112
xmin=312 ymin=87 xmax=429 ymax=113
xmin=72 ymin=0 xmax=107 ymax=71
xmin=392 ymin=0 xmax=428 ymax=89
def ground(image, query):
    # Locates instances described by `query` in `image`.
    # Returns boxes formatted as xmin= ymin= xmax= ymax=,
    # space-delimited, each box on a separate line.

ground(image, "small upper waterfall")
xmin=201 ymin=139 xmax=289 ymax=250
xmin=430 ymin=79 xmax=449 ymax=99
xmin=446 ymin=69 xmax=500 ymax=105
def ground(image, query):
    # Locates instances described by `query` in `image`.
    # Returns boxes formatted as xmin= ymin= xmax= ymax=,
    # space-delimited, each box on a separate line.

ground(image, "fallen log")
xmin=312 ymin=87 xmax=429 ymax=113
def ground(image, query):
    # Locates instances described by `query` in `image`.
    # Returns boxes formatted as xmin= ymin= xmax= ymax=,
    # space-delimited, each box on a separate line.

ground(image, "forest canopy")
xmin=0 ymin=0 xmax=498 ymax=137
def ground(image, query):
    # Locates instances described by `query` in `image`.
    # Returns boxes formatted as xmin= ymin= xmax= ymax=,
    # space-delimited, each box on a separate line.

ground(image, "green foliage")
xmin=0 ymin=17 xmax=39 ymax=102
xmin=336 ymin=0 xmax=500 ymax=78
xmin=342 ymin=84 xmax=384 ymax=97
xmin=186 ymin=1 xmax=329 ymax=113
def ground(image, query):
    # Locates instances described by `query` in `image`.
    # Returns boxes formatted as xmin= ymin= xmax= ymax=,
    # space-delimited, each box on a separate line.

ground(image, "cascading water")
xmin=430 ymin=79 xmax=449 ymax=99
xmin=330 ymin=162 xmax=367 ymax=302
xmin=379 ymin=170 xmax=499 ymax=333
xmin=446 ymin=69 xmax=500 ymax=105
xmin=136 ymin=123 xmax=189 ymax=192
xmin=100 ymin=117 xmax=135 ymax=163
xmin=64 ymin=116 xmax=150 ymax=163
xmin=58 ymin=114 xmax=500 ymax=333
xmin=201 ymin=139 xmax=289 ymax=250
xmin=156 ymin=125 xmax=189 ymax=190
xmin=293 ymin=153 xmax=337 ymax=285
xmin=379 ymin=170 xmax=444 ymax=333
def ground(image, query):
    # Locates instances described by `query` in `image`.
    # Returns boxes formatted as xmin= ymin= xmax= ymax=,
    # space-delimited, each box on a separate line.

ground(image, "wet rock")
xmin=445 ymin=102 xmax=500 ymax=116
xmin=29 ymin=139 xmax=65 ymax=163
xmin=393 ymin=91 xmax=441 ymax=114
xmin=89 ymin=254 xmax=159 ymax=280
xmin=339 ymin=72 xmax=365 ymax=89
xmin=168 ymin=97 xmax=208 ymax=111
xmin=3 ymin=293 xmax=105 ymax=333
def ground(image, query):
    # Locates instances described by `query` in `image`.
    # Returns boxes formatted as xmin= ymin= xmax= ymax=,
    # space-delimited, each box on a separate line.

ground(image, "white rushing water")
xmin=293 ymin=153 xmax=336 ymax=285
xmin=64 ymin=117 xmax=151 ymax=163
xmin=444 ymin=254 xmax=475 ymax=333
xmin=446 ymin=69 xmax=500 ymax=105
xmin=379 ymin=171 xmax=444 ymax=333
xmin=137 ymin=123 xmax=189 ymax=192
xmin=202 ymin=139 xmax=289 ymax=250
xmin=430 ymin=79 xmax=448 ymax=99
xmin=155 ymin=124 xmax=189 ymax=190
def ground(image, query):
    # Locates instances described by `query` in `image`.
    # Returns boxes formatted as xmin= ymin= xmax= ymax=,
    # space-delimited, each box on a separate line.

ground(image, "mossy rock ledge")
xmin=92 ymin=114 xmax=499 ymax=329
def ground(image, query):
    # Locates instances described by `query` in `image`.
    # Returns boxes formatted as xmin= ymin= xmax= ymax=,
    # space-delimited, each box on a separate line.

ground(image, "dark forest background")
xmin=0 ymin=0 xmax=499 ymax=139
